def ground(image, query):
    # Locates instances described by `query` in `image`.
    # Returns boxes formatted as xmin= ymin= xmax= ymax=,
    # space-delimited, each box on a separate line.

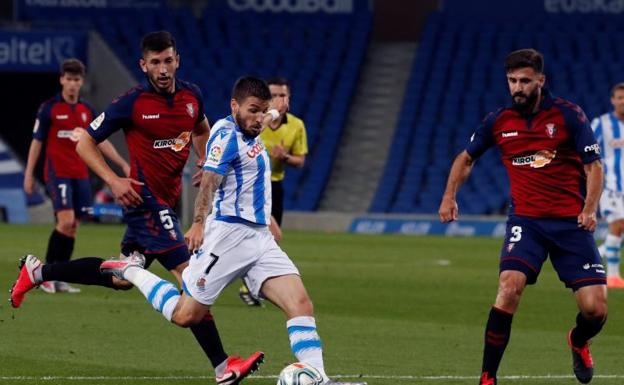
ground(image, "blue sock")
xmin=124 ymin=267 xmax=180 ymax=321
xmin=287 ymin=316 xmax=329 ymax=382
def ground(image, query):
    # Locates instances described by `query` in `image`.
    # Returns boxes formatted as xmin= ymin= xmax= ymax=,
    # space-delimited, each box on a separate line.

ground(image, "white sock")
xmin=215 ymin=359 xmax=228 ymax=377
xmin=604 ymin=234 xmax=622 ymax=277
xmin=124 ymin=266 xmax=180 ymax=321
xmin=287 ymin=316 xmax=329 ymax=382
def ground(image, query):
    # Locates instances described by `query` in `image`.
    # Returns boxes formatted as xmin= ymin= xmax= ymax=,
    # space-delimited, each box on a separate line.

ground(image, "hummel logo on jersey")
xmin=512 ymin=150 xmax=556 ymax=168
xmin=56 ymin=114 xmax=68 ymax=120
xmin=142 ymin=113 xmax=160 ymax=120
xmin=502 ymin=131 xmax=518 ymax=138
xmin=153 ymin=131 xmax=191 ymax=152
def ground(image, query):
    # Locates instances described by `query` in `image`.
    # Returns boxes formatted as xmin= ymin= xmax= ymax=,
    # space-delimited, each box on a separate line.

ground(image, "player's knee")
xmin=289 ymin=295 xmax=314 ymax=316
xmin=56 ymin=221 xmax=76 ymax=237
xmin=496 ymin=281 xmax=524 ymax=311
xmin=582 ymin=300 xmax=608 ymax=321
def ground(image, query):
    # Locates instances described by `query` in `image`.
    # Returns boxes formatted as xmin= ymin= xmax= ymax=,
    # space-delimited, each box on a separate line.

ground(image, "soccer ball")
xmin=276 ymin=362 xmax=324 ymax=385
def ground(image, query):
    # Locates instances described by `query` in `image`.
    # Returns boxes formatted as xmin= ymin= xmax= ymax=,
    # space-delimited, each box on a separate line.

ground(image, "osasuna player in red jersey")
xmin=439 ymin=49 xmax=607 ymax=385
xmin=10 ymin=32 xmax=262 ymax=385
xmin=23 ymin=58 xmax=129 ymax=294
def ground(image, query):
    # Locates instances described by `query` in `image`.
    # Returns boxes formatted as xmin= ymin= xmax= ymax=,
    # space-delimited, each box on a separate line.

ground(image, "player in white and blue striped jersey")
xmin=592 ymin=82 xmax=624 ymax=288
xmin=101 ymin=77 xmax=365 ymax=385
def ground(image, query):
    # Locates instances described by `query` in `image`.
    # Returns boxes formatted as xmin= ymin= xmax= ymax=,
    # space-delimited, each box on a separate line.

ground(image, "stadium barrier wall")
xmin=284 ymin=212 xmax=608 ymax=239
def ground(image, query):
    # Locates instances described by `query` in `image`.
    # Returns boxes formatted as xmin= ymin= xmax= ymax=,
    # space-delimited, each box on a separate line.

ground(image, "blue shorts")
xmin=45 ymin=177 xmax=93 ymax=219
xmin=500 ymin=215 xmax=606 ymax=291
xmin=121 ymin=203 xmax=189 ymax=271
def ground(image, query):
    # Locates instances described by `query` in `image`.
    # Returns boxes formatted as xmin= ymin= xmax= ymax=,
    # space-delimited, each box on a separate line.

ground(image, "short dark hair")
xmin=232 ymin=76 xmax=272 ymax=103
xmin=611 ymin=83 xmax=624 ymax=97
xmin=504 ymin=49 xmax=544 ymax=74
xmin=61 ymin=58 xmax=85 ymax=77
xmin=267 ymin=77 xmax=290 ymax=93
xmin=141 ymin=31 xmax=176 ymax=55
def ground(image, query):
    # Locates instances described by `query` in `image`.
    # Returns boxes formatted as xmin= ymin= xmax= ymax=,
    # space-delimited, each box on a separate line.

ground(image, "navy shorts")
xmin=45 ymin=177 xmax=93 ymax=219
xmin=500 ymin=215 xmax=606 ymax=290
xmin=121 ymin=203 xmax=189 ymax=271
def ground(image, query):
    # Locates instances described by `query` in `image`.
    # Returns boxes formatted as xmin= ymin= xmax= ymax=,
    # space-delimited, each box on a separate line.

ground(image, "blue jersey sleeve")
xmin=560 ymin=102 xmax=601 ymax=164
xmin=32 ymin=100 xmax=53 ymax=141
xmin=203 ymin=128 xmax=239 ymax=175
xmin=465 ymin=111 xmax=498 ymax=159
xmin=87 ymin=87 xmax=140 ymax=143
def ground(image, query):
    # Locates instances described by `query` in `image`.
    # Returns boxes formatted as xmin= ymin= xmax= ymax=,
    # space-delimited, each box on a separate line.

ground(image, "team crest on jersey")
xmin=545 ymin=123 xmax=557 ymax=138
xmin=196 ymin=277 xmax=206 ymax=291
xmin=506 ymin=243 xmax=515 ymax=252
xmin=186 ymin=103 xmax=195 ymax=118
xmin=512 ymin=150 xmax=557 ymax=168
xmin=81 ymin=112 xmax=88 ymax=123
xmin=168 ymin=229 xmax=178 ymax=240
xmin=153 ymin=131 xmax=191 ymax=152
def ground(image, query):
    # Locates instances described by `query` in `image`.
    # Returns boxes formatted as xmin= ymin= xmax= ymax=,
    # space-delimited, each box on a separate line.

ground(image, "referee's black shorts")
xmin=271 ymin=180 xmax=284 ymax=226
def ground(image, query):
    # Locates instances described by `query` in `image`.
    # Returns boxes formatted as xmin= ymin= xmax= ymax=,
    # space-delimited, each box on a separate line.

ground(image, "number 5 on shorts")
xmin=205 ymin=253 xmax=220 ymax=275
xmin=158 ymin=209 xmax=174 ymax=230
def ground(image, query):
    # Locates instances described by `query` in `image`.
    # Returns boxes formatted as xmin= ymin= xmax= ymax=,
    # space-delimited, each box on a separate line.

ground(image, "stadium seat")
xmin=371 ymin=12 xmax=617 ymax=214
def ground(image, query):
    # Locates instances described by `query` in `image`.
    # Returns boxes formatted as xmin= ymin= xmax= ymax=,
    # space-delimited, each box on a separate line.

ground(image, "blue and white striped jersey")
xmin=592 ymin=112 xmax=624 ymax=192
xmin=203 ymin=115 xmax=272 ymax=225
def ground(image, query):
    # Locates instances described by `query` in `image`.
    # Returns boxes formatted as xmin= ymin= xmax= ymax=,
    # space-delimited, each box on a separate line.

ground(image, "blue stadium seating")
xmin=371 ymin=12 xmax=623 ymax=214
xmin=36 ymin=6 xmax=371 ymax=211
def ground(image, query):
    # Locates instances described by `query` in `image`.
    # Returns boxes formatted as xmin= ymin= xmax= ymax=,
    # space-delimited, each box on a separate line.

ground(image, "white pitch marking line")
xmin=1 ymin=374 xmax=624 ymax=381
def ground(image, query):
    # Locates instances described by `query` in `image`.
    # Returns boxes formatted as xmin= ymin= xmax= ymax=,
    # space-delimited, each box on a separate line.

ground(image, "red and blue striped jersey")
xmin=466 ymin=90 xmax=601 ymax=218
xmin=33 ymin=94 xmax=96 ymax=180
xmin=87 ymin=79 xmax=205 ymax=208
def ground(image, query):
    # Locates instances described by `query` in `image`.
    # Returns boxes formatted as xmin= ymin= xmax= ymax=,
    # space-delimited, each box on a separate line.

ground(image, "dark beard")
xmin=511 ymin=90 xmax=539 ymax=114
xmin=235 ymin=112 xmax=260 ymax=138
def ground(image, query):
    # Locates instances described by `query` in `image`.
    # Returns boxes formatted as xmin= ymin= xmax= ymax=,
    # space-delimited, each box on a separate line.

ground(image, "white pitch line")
xmin=1 ymin=374 xmax=624 ymax=381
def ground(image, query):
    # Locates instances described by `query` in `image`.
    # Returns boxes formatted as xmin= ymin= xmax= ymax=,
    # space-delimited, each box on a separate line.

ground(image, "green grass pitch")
xmin=0 ymin=224 xmax=622 ymax=385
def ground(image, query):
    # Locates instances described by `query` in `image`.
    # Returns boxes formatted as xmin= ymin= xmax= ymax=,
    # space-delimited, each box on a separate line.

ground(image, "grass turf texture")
xmin=0 ymin=224 xmax=622 ymax=385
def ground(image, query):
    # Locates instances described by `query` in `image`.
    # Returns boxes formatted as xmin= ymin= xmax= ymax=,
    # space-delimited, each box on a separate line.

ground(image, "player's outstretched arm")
xmin=76 ymin=134 xmax=143 ymax=208
xmin=185 ymin=170 xmax=223 ymax=252
xmin=578 ymin=159 xmax=603 ymax=231
xmin=439 ymin=150 xmax=475 ymax=223
xmin=23 ymin=139 xmax=43 ymax=195
xmin=97 ymin=140 xmax=131 ymax=177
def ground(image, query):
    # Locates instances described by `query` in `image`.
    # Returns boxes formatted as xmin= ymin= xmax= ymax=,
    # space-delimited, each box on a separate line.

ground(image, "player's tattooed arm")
xmin=185 ymin=170 xmax=223 ymax=252
xmin=193 ymin=171 xmax=223 ymax=224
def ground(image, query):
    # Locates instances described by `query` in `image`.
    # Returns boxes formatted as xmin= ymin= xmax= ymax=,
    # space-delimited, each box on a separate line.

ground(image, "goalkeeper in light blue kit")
xmin=101 ymin=76 xmax=366 ymax=385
